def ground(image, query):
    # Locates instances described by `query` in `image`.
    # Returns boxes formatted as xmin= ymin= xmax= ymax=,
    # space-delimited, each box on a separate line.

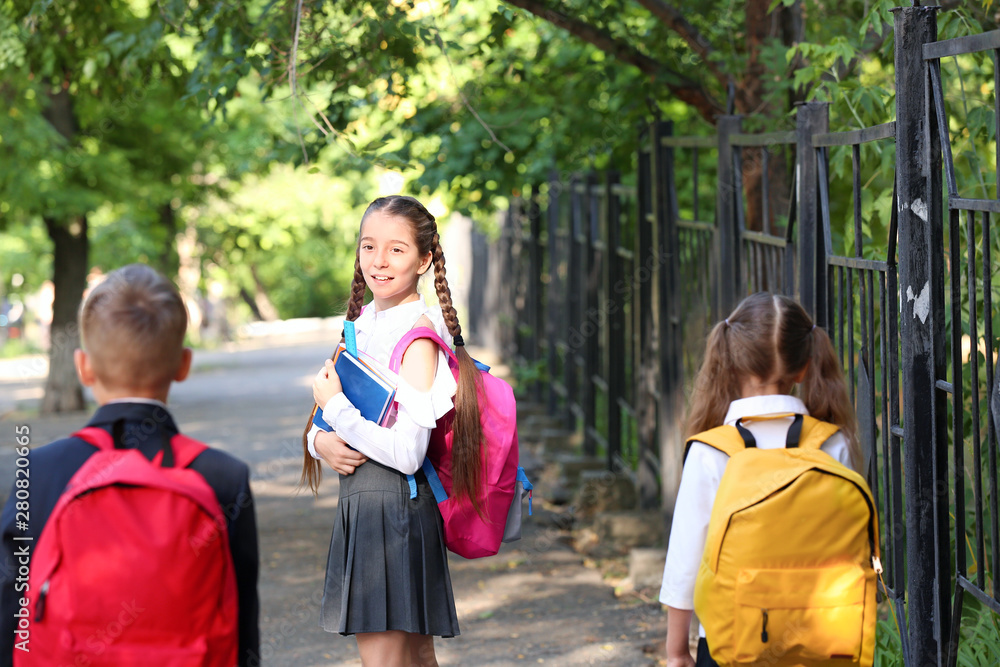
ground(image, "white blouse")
xmin=306 ymin=295 xmax=458 ymax=475
xmin=658 ymin=395 xmax=852 ymax=636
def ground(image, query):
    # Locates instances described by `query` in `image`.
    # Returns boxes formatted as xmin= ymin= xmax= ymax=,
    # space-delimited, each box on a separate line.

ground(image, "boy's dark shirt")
xmin=0 ymin=402 xmax=260 ymax=667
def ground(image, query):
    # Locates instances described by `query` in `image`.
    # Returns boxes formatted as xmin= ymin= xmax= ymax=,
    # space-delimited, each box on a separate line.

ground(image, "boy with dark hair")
xmin=0 ymin=264 xmax=260 ymax=666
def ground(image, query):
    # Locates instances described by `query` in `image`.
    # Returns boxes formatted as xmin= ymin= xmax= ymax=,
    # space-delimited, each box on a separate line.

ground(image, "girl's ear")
xmin=417 ymin=251 xmax=433 ymax=275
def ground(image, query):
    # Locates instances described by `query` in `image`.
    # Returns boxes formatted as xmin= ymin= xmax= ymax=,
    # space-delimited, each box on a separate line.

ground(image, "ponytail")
xmin=686 ymin=320 xmax=742 ymax=437
xmin=689 ymin=293 xmax=862 ymax=474
xmin=432 ymin=235 xmax=485 ymax=515
xmin=800 ymin=325 xmax=862 ymax=473
xmin=299 ymin=252 xmax=368 ymax=496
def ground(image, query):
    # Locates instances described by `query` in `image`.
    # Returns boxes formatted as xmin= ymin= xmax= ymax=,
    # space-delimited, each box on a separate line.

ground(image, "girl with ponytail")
xmin=661 ymin=292 xmax=861 ymax=667
xmin=302 ymin=195 xmax=479 ymax=666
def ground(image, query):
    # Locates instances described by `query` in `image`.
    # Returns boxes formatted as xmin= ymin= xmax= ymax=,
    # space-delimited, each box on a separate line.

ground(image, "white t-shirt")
xmin=658 ymin=394 xmax=853 ymax=636
xmin=306 ymin=295 xmax=458 ymax=475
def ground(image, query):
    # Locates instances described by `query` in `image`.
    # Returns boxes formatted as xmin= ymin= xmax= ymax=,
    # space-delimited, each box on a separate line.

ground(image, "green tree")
xmin=176 ymin=1 xmax=998 ymax=227
xmin=0 ymin=0 xmax=221 ymax=411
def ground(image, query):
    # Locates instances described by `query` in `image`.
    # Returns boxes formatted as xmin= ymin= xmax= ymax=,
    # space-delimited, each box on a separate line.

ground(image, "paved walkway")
xmin=0 ymin=333 xmax=666 ymax=666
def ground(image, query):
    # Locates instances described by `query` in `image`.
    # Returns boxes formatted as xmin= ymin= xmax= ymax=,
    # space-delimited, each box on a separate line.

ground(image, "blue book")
xmin=313 ymin=344 xmax=397 ymax=431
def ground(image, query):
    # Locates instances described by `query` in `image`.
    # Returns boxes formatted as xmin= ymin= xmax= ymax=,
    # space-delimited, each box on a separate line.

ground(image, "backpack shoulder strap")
xmin=795 ymin=415 xmax=841 ymax=451
xmin=72 ymin=426 xmax=114 ymax=450
xmin=169 ymin=434 xmax=209 ymax=469
xmin=389 ymin=326 xmax=456 ymax=373
xmin=684 ymin=425 xmax=745 ymax=463
xmin=72 ymin=426 xmax=207 ymax=469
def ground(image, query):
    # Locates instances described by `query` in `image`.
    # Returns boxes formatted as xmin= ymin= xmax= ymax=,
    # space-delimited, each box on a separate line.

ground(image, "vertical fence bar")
xmin=606 ymin=171 xmax=624 ymax=470
xmin=948 ymin=207 xmax=966 ymax=667
xmin=584 ymin=171 xmax=601 ymax=458
xmin=716 ymin=115 xmax=742 ymax=316
xmin=547 ymin=171 xmax=562 ymax=415
xmin=984 ymin=211 xmax=1000 ymax=601
xmin=885 ymin=191 xmax=909 ymax=663
xmin=500 ymin=206 xmax=516 ymax=358
xmin=796 ymin=102 xmax=830 ymax=322
xmin=567 ymin=175 xmax=583 ymax=435
xmin=761 ymin=148 xmax=770 ymax=235
xmin=468 ymin=223 xmax=489 ymax=344
xmin=893 ymin=5 xmax=949 ymax=661
xmin=969 ymin=211 xmax=986 ymax=592
xmin=528 ymin=190 xmax=544 ymax=403
xmin=637 ymin=127 xmax=660 ymax=510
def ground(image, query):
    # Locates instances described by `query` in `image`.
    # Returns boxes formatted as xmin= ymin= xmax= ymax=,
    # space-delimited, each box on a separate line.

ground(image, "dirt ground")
xmin=0 ymin=332 xmax=668 ymax=666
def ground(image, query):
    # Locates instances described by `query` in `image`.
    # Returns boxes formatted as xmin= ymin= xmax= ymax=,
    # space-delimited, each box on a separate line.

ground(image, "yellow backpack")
xmin=690 ymin=414 xmax=879 ymax=667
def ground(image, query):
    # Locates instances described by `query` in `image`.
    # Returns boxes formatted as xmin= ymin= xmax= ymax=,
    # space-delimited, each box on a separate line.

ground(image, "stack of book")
xmin=313 ymin=343 xmax=397 ymax=430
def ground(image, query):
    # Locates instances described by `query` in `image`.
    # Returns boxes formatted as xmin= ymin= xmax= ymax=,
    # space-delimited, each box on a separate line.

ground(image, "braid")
xmin=432 ymin=235 xmax=485 ymax=515
xmin=345 ymin=252 xmax=366 ymax=324
xmin=300 ymin=252 xmax=366 ymax=497
xmin=432 ymin=235 xmax=461 ymax=339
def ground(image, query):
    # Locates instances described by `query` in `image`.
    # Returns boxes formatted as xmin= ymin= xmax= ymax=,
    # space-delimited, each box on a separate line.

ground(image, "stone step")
xmin=515 ymin=401 xmax=555 ymax=419
xmin=573 ymin=469 xmax=638 ymax=520
xmin=537 ymin=428 xmax=584 ymax=454
xmin=592 ymin=510 xmax=666 ymax=551
xmin=516 ymin=412 xmax=570 ymax=433
xmin=553 ymin=453 xmax=605 ymax=485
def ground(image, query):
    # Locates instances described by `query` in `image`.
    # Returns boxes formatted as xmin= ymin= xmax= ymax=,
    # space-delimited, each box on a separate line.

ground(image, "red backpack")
xmin=17 ymin=427 xmax=238 ymax=667
xmin=389 ymin=327 xmax=523 ymax=559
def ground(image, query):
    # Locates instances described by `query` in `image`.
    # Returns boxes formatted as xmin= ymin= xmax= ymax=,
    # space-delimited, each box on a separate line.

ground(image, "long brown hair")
xmin=300 ymin=196 xmax=486 ymax=505
xmin=686 ymin=292 xmax=861 ymax=471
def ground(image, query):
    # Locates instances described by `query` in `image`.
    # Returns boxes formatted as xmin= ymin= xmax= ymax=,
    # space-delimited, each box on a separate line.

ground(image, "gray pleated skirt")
xmin=320 ymin=459 xmax=460 ymax=637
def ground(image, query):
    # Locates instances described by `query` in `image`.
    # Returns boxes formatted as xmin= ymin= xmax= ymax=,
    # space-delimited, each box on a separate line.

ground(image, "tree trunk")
xmin=239 ymin=288 xmax=265 ymax=321
xmin=736 ymin=0 xmax=799 ymax=235
xmin=249 ymin=264 xmax=280 ymax=321
xmin=41 ymin=215 xmax=88 ymax=413
xmin=176 ymin=219 xmax=204 ymax=336
xmin=40 ymin=87 xmax=87 ymax=413
xmin=158 ymin=203 xmax=179 ymax=277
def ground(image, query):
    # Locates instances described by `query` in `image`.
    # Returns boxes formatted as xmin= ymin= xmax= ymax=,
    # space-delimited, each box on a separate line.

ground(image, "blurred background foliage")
xmin=1 ymin=0 xmax=999 ymax=408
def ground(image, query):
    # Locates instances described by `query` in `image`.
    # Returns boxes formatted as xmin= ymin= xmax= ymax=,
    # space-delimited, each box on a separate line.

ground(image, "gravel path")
xmin=0 ymin=333 xmax=666 ymax=666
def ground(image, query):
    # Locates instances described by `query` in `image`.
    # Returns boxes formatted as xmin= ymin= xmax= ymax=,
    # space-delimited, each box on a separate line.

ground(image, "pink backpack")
xmin=389 ymin=327 xmax=528 ymax=559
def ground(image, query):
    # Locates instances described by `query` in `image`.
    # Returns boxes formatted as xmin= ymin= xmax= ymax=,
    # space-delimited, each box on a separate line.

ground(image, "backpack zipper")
xmin=34 ymin=580 xmax=49 ymax=622
xmin=760 ymin=608 xmax=769 ymax=643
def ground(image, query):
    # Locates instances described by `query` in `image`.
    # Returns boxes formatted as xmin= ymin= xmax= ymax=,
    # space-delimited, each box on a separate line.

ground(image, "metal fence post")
xmin=653 ymin=119 xmax=685 ymax=513
xmin=716 ymin=115 xmax=743 ymax=316
xmin=795 ymin=102 xmax=830 ymax=324
xmin=893 ymin=6 xmax=949 ymax=663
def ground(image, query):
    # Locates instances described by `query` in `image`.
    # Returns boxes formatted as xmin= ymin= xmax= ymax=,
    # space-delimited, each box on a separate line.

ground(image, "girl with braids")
xmin=660 ymin=292 xmax=862 ymax=667
xmin=304 ymin=195 xmax=481 ymax=666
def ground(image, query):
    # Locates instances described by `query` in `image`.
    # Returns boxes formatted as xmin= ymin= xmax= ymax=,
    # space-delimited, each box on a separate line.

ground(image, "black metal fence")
xmin=489 ymin=7 xmax=999 ymax=665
